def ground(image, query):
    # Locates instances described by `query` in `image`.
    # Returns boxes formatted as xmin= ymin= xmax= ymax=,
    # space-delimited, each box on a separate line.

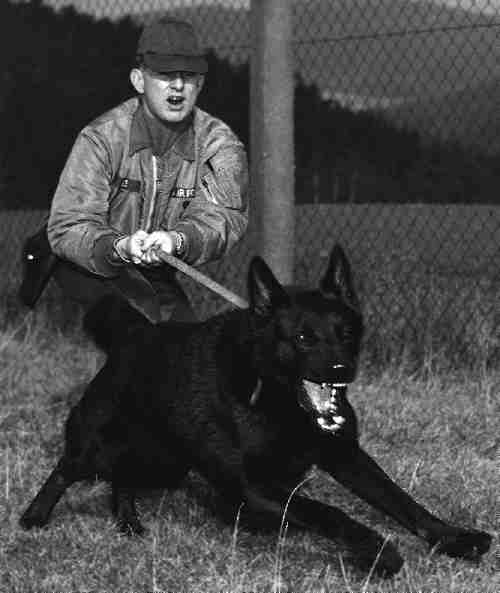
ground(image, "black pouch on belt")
xmin=18 ymin=220 xmax=58 ymax=307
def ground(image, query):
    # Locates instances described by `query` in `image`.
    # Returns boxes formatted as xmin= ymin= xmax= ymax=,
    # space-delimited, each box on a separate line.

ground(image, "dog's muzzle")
xmin=299 ymin=366 xmax=353 ymax=434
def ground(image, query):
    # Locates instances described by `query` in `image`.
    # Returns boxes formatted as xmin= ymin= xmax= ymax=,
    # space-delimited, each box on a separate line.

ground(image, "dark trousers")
xmin=54 ymin=261 xmax=197 ymax=323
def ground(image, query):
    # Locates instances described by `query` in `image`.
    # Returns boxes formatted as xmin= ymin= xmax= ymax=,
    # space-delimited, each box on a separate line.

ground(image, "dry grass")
xmin=0 ymin=299 xmax=498 ymax=593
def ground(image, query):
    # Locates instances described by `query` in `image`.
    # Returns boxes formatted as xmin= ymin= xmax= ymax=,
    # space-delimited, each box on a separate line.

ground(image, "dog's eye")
xmin=296 ymin=328 xmax=318 ymax=348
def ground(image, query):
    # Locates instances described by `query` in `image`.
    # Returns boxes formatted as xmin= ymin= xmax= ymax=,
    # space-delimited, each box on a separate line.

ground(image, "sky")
xmin=37 ymin=0 xmax=500 ymax=19
xmin=439 ymin=0 xmax=500 ymax=11
xmin=39 ymin=0 xmax=249 ymax=18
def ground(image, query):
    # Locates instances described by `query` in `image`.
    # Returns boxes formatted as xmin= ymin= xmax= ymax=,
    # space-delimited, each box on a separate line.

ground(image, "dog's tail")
xmin=83 ymin=295 xmax=150 ymax=353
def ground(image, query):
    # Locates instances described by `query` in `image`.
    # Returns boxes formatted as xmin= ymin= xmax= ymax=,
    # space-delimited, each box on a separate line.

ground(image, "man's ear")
xmin=193 ymin=74 xmax=205 ymax=100
xmin=196 ymin=74 xmax=205 ymax=92
xmin=130 ymin=68 xmax=145 ymax=94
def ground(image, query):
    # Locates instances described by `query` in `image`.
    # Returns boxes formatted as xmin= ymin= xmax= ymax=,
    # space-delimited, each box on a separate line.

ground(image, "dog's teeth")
xmin=318 ymin=418 xmax=332 ymax=430
xmin=317 ymin=416 xmax=343 ymax=432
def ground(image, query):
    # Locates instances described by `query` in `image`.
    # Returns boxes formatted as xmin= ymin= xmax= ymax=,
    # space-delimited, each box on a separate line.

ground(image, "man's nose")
xmin=170 ymin=74 xmax=185 ymax=89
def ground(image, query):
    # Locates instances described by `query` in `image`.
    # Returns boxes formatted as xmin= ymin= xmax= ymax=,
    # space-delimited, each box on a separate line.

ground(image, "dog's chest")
xmin=236 ymin=406 xmax=316 ymax=479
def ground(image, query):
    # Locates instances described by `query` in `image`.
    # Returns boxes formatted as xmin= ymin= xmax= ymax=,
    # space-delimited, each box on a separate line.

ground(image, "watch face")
xmin=175 ymin=231 xmax=185 ymax=255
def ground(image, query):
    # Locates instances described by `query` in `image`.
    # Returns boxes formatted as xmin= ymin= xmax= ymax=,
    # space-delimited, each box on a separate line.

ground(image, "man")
xmin=47 ymin=18 xmax=248 ymax=323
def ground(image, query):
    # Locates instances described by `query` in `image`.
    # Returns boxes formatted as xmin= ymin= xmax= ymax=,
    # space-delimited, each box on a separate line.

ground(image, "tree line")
xmin=1 ymin=0 xmax=498 ymax=208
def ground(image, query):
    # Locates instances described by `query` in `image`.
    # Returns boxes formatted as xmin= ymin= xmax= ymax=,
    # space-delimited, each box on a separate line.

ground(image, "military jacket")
xmin=47 ymin=97 xmax=248 ymax=321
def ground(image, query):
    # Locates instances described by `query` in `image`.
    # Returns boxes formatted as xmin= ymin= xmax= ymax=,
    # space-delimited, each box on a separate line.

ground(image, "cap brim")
xmin=141 ymin=53 xmax=208 ymax=74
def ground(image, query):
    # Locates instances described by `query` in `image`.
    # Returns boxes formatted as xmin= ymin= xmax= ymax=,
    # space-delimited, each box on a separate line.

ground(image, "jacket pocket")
xmin=200 ymin=168 xmax=244 ymax=210
xmin=108 ymin=178 xmax=143 ymax=231
xmin=109 ymin=177 xmax=142 ymax=208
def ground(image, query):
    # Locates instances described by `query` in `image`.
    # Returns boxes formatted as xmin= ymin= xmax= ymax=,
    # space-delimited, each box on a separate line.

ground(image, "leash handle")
xmin=158 ymin=251 xmax=249 ymax=310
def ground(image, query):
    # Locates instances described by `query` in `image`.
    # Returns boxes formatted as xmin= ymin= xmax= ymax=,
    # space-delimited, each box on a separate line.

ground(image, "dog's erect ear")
xmin=248 ymin=256 xmax=290 ymax=319
xmin=320 ymin=244 xmax=359 ymax=307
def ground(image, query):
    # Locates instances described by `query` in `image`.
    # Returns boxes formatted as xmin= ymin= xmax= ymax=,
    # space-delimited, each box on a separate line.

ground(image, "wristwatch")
xmin=173 ymin=231 xmax=186 ymax=257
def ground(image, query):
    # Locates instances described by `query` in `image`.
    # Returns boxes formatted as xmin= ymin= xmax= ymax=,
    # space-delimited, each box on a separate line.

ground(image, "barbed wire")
xmin=294 ymin=21 xmax=500 ymax=45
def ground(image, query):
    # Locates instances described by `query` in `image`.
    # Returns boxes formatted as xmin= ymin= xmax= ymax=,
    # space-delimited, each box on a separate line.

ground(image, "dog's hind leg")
xmin=19 ymin=456 xmax=76 ymax=529
xmin=111 ymin=485 xmax=145 ymax=536
xmin=319 ymin=444 xmax=492 ymax=561
xmin=108 ymin=445 xmax=190 ymax=536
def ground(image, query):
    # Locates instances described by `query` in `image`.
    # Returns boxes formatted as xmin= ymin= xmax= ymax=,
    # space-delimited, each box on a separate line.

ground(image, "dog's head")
xmin=248 ymin=244 xmax=363 ymax=434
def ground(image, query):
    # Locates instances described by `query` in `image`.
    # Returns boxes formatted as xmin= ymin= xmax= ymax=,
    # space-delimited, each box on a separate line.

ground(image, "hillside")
xmin=292 ymin=0 xmax=499 ymax=99
xmin=387 ymin=78 xmax=500 ymax=154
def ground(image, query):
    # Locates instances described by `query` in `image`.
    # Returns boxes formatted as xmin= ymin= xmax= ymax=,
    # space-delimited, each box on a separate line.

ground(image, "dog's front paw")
xmin=433 ymin=529 xmax=492 ymax=561
xmin=373 ymin=544 xmax=405 ymax=578
xmin=355 ymin=540 xmax=404 ymax=579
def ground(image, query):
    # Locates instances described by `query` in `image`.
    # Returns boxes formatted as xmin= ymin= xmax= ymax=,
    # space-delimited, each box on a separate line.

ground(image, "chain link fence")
xmin=1 ymin=0 xmax=499 ymax=366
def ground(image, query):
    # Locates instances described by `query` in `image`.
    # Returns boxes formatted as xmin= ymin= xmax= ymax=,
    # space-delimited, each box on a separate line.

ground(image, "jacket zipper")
xmin=201 ymin=176 xmax=217 ymax=204
xmin=145 ymin=155 xmax=158 ymax=232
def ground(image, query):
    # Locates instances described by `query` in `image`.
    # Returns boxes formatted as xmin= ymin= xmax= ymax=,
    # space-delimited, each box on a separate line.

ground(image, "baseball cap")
xmin=136 ymin=18 xmax=208 ymax=75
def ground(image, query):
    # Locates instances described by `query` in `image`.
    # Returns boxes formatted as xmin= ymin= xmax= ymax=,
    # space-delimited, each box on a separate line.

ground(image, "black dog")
xmin=20 ymin=245 xmax=491 ymax=577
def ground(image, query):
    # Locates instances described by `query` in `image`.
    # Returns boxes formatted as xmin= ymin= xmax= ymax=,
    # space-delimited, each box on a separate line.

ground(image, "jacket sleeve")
xmin=171 ymin=139 xmax=249 ymax=266
xmin=47 ymin=130 xmax=123 ymax=277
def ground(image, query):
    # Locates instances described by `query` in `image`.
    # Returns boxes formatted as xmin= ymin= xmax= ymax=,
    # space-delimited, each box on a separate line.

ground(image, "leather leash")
xmin=158 ymin=251 xmax=249 ymax=310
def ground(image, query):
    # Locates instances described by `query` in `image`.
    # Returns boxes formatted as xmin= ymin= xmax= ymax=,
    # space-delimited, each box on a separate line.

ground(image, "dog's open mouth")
xmin=301 ymin=379 xmax=348 ymax=433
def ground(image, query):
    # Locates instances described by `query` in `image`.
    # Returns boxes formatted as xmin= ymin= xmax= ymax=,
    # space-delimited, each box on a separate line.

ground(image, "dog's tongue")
xmin=301 ymin=379 xmax=347 ymax=433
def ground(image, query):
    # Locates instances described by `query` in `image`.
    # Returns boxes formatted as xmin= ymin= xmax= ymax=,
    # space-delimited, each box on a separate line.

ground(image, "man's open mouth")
xmin=301 ymin=379 xmax=348 ymax=433
xmin=167 ymin=96 xmax=185 ymax=106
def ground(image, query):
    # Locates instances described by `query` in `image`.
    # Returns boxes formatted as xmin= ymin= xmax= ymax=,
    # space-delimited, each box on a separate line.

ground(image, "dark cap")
xmin=136 ymin=18 xmax=208 ymax=75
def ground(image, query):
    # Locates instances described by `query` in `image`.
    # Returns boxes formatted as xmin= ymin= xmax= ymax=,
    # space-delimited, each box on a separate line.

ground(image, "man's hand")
xmin=114 ymin=230 xmax=149 ymax=265
xmin=141 ymin=231 xmax=177 ymax=265
xmin=114 ymin=230 xmax=181 ymax=266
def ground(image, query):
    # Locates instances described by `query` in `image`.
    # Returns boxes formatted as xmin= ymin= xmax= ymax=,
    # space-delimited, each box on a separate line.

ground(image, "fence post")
xmin=250 ymin=0 xmax=295 ymax=284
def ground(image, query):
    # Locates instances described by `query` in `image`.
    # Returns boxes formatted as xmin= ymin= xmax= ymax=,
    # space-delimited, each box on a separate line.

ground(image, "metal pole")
xmin=250 ymin=0 xmax=295 ymax=285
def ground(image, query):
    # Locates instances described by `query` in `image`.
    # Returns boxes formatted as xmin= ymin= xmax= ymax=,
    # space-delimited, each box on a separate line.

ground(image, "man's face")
xmin=131 ymin=68 xmax=204 ymax=123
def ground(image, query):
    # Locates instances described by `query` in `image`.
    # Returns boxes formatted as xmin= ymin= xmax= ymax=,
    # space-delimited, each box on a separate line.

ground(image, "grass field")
xmin=0 ymin=299 xmax=498 ymax=593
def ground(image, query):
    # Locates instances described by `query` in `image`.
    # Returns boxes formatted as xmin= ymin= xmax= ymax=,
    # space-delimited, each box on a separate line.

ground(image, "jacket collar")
xmin=129 ymin=100 xmax=195 ymax=161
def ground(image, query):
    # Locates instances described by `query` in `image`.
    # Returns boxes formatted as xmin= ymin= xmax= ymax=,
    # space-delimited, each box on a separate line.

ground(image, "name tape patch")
xmin=170 ymin=187 xmax=196 ymax=199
